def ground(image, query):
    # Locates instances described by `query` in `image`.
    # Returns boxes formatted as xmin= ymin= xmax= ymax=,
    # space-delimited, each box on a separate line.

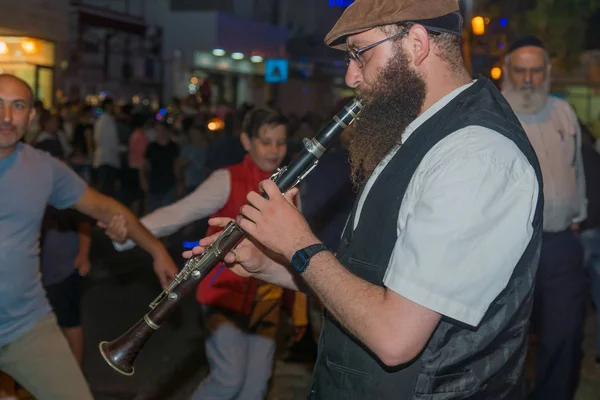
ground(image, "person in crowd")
xmin=106 ymin=109 xmax=308 ymax=400
xmin=0 ymin=73 xmax=177 ymax=400
xmin=502 ymin=35 xmax=588 ymax=400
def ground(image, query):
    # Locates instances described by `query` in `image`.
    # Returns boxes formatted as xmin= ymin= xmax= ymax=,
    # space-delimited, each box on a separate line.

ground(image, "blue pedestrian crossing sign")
xmin=265 ymin=59 xmax=289 ymax=83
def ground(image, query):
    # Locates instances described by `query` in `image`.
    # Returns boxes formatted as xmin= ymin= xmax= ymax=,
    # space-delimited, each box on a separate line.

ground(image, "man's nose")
xmin=1 ymin=105 xmax=12 ymax=123
xmin=345 ymin=62 xmax=363 ymax=89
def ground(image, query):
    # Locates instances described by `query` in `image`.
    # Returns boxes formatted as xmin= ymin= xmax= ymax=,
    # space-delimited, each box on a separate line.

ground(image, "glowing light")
xmin=0 ymin=42 xmax=7 ymax=54
xmin=231 ymin=52 xmax=244 ymax=60
xmin=190 ymin=77 xmax=199 ymax=84
xmin=21 ymin=40 xmax=36 ymax=54
xmin=207 ymin=118 xmax=225 ymax=131
xmin=471 ymin=16 xmax=485 ymax=36
xmin=491 ymin=67 xmax=502 ymax=80
xmin=499 ymin=18 xmax=508 ymax=27
xmin=250 ymin=55 xmax=263 ymax=63
xmin=212 ymin=48 xmax=226 ymax=56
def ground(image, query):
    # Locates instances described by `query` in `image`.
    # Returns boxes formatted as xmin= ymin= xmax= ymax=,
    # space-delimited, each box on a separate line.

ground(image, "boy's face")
xmin=242 ymin=123 xmax=287 ymax=173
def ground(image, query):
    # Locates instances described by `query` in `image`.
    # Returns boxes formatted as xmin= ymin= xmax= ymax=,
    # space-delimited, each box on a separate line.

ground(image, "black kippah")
xmin=508 ymin=35 xmax=546 ymax=53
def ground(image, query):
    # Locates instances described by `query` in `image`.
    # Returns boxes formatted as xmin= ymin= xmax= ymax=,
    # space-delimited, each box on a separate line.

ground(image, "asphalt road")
xmin=81 ymin=230 xmax=313 ymax=400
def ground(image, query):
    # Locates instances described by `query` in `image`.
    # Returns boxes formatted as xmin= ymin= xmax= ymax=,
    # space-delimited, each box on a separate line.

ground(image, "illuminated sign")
xmin=265 ymin=59 xmax=288 ymax=83
xmin=328 ymin=0 xmax=354 ymax=6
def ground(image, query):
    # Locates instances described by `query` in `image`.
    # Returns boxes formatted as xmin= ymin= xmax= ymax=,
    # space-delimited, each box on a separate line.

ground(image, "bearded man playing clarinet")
xmin=185 ymin=0 xmax=543 ymax=398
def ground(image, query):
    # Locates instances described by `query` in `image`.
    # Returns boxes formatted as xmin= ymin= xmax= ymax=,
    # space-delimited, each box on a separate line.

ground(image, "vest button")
xmin=344 ymin=238 xmax=350 ymax=247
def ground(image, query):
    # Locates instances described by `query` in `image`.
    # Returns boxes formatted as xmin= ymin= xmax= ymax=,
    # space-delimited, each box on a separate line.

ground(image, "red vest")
xmin=196 ymin=155 xmax=273 ymax=315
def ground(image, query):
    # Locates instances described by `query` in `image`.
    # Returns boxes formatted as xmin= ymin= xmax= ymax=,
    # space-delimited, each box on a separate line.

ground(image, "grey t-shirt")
xmin=0 ymin=143 xmax=87 ymax=346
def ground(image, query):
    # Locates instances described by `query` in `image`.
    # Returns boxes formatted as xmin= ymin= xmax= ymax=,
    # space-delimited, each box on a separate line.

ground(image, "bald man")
xmin=502 ymin=36 xmax=587 ymax=400
xmin=0 ymin=74 xmax=178 ymax=399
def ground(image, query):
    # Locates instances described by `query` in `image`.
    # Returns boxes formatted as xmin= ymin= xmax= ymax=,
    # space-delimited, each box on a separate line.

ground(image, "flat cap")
xmin=325 ymin=0 xmax=461 ymax=50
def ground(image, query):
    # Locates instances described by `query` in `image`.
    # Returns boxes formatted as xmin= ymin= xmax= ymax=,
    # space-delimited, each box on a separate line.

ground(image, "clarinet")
xmin=99 ymin=97 xmax=364 ymax=376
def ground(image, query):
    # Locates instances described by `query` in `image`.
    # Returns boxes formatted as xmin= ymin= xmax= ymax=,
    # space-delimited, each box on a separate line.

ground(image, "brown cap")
xmin=325 ymin=0 xmax=462 ymax=50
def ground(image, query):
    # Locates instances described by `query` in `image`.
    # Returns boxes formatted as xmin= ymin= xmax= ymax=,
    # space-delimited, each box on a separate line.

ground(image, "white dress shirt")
xmin=354 ymin=82 xmax=539 ymax=327
xmin=93 ymin=113 xmax=121 ymax=169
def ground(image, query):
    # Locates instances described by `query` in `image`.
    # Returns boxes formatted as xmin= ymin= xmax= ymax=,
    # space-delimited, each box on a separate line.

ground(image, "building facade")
xmin=0 ymin=0 xmax=70 ymax=108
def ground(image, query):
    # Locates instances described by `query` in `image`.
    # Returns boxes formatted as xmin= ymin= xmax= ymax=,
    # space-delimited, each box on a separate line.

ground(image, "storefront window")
xmin=0 ymin=36 xmax=55 ymax=108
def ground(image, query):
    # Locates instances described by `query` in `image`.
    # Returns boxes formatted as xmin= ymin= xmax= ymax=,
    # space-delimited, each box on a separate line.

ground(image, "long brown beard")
xmin=349 ymin=47 xmax=427 ymax=187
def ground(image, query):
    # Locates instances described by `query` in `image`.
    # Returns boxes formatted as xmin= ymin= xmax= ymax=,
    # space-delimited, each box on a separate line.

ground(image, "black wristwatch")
xmin=291 ymin=243 xmax=329 ymax=274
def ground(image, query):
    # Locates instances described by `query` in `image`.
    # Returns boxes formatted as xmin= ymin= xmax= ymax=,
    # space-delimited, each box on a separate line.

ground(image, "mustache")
xmin=519 ymin=82 xmax=536 ymax=91
xmin=0 ymin=123 xmax=16 ymax=131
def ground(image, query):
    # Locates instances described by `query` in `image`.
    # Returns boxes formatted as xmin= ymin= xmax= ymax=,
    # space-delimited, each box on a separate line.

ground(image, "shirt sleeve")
xmin=113 ymin=169 xmax=231 ymax=251
xmin=571 ymin=111 xmax=588 ymax=224
xmin=383 ymin=127 xmax=539 ymax=327
xmin=47 ymin=155 xmax=88 ymax=209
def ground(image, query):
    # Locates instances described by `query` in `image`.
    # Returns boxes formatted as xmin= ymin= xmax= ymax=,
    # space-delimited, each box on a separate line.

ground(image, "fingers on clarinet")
xmin=208 ymin=217 xmax=233 ymax=227
xmin=199 ymin=232 xmax=221 ymax=246
xmin=224 ymin=253 xmax=235 ymax=264
xmin=192 ymin=246 xmax=206 ymax=255
xmin=182 ymin=250 xmax=193 ymax=259
xmin=285 ymin=187 xmax=300 ymax=199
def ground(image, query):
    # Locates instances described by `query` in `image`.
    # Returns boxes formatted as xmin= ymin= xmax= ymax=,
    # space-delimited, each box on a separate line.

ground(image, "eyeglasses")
xmin=345 ymin=31 xmax=407 ymax=68
xmin=344 ymin=25 xmax=442 ymax=69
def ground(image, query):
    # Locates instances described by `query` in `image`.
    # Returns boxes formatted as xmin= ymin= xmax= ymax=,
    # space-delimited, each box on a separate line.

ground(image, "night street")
xmin=81 ymin=229 xmax=312 ymax=400
xmin=81 ymin=229 xmax=600 ymax=400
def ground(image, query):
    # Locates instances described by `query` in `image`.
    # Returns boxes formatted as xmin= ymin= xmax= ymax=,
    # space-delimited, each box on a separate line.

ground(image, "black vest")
xmin=308 ymin=77 xmax=543 ymax=400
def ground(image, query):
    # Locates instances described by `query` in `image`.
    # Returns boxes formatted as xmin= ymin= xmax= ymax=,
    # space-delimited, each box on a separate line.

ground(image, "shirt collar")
xmin=402 ymin=80 xmax=475 ymax=142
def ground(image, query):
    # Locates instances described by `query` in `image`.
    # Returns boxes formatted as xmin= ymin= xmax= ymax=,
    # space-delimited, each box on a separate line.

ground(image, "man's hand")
xmin=182 ymin=217 xmax=274 ymax=278
xmin=152 ymin=249 xmax=178 ymax=288
xmin=73 ymin=187 xmax=178 ymax=288
xmin=237 ymin=180 xmax=319 ymax=261
xmin=98 ymin=214 xmax=128 ymax=243
xmin=74 ymin=252 xmax=91 ymax=276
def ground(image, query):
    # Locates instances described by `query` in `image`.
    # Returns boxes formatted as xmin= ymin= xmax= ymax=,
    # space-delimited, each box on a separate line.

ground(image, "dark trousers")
xmin=531 ymin=229 xmax=587 ymax=400
xmin=97 ymin=165 xmax=119 ymax=198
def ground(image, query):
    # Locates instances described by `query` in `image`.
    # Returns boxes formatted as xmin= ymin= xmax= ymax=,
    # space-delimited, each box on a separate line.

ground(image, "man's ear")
xmin=28 ymin=107 xmax=37 ymax=125
xmin=408 ymin=24 xmax=431 ymax=66
xmin=240 ymin=132 xmax=252 ymax=152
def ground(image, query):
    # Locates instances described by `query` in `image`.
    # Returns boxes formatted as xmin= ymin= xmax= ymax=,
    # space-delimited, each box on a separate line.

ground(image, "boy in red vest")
xmin=106 ymin=108 xmax=307 ymax=399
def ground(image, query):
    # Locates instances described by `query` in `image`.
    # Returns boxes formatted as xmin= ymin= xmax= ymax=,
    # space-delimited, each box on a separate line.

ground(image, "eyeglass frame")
xmin=345 ymin=24 xmax=442 ymax=68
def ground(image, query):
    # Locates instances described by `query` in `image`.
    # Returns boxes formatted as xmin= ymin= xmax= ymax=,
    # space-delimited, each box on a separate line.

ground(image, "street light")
xmin=491 ymin=67 xmax=502 ymax=80
xmin=472 ymin=16 xmax=485 ymax=36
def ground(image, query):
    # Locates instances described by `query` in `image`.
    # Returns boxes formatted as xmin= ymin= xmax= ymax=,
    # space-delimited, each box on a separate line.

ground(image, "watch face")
xmin=292 ymin=251 xmax=308 ymax=271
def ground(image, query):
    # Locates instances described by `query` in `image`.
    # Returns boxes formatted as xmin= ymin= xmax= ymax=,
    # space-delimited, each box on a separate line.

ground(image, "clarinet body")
xmin=99 ymin=97 xmax=364 ymax=376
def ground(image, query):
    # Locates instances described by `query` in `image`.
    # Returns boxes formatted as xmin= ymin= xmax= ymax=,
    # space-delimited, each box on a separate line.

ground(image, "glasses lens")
xmin=346 ymin=49 xmax=363 ymax=68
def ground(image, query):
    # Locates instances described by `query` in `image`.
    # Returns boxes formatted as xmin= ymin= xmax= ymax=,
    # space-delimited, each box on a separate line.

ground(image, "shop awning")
xmin=78 ymin=5 xmax=147 ymax=36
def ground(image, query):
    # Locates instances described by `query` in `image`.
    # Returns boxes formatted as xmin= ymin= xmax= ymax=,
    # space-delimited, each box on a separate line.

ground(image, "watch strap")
xmin=292 ymin=243 xmax=329 ymax=273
